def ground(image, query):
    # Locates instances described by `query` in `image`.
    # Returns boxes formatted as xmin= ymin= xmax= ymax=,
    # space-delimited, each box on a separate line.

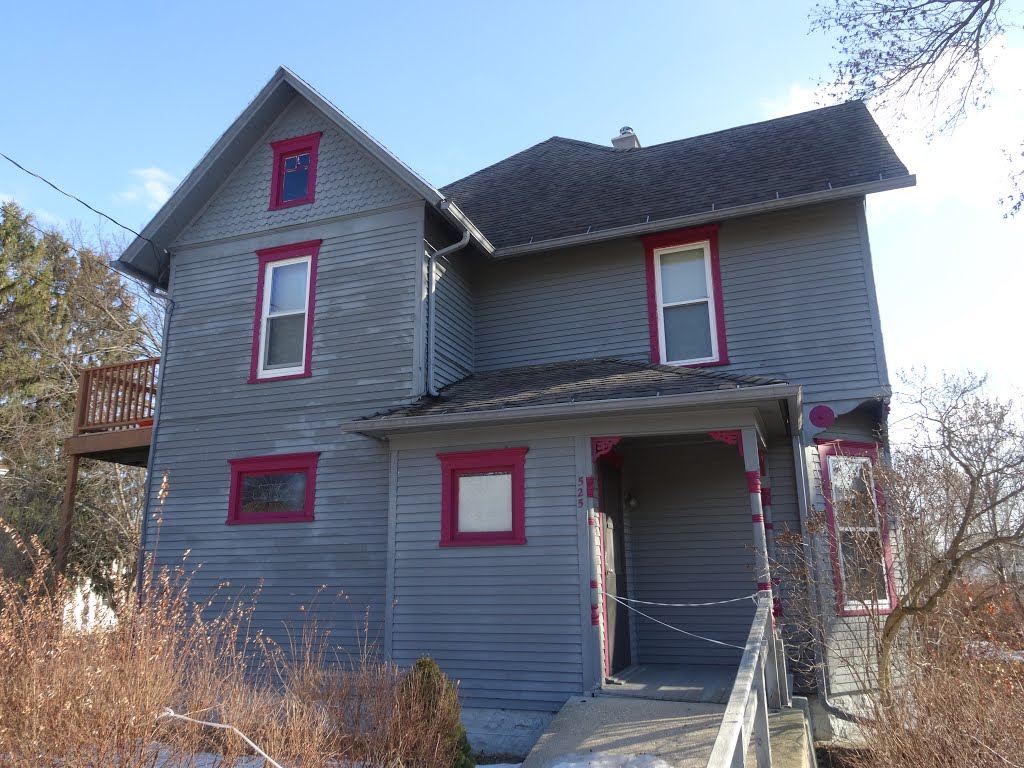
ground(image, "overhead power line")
xmin=0 ymin=149 xmax=171 ymax=271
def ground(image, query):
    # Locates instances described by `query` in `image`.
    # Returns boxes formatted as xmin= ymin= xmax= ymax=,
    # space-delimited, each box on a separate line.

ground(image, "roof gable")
xmin=175 ymin=97 xmax=418 ymax=247
xmin=442 ymin=101 xmax=914 ymax=254
xmin=116 ymin=67 xmax=489 ymax=288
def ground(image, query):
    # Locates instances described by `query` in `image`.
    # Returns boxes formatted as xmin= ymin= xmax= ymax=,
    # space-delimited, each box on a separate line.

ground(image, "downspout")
xmin=426 ymin=228 xmax=471 ymax=396
xmin=791 ymin=435 xmax=866 ymax=725
xmin=135 ymin=287 xmax=173 ymax=598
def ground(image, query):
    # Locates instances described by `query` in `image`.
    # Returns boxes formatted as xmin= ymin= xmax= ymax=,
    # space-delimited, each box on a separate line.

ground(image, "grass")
xmin=0 ymin=520 xmax=473 ymax=767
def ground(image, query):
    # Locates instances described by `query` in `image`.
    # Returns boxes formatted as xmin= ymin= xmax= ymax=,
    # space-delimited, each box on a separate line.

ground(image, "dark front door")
xmin=600 ymin=463 xmax=631 ymax=676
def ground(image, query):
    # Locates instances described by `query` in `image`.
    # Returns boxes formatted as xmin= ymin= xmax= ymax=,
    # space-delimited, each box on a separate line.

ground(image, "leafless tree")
xmin=811 ymin=0 xmax=1024 ymax=215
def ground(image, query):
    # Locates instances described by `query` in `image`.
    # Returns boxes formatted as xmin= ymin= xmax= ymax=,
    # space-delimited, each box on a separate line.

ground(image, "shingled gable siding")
xmin=391 ymin=437 xmax=583 ymax=711
xmin=473 ymin=199 xmax=886 ymax=404
xmin=147 ymin=204 xmax=423 ymax=651
xmin=176 ymin=97 xmax=419 ymax=248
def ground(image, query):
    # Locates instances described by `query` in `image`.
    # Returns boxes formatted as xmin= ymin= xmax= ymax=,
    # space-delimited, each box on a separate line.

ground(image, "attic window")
xmin=269 ymin=132 xmax=322 ymax=210
xmin=643 ymin=225 xmax=729 ymax=367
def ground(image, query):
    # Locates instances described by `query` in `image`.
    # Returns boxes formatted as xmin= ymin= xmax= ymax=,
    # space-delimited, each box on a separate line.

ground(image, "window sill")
xmin=248 ymin=370 xmax=312 ymax=384
xmin=839 ymin=604 xmax=893 ymax=617
xmin=440 ymin=535 xmax=528 ymax=548
xmin=662 ymin=356 xmax=730 ymax=368
xmin=227 ymin=513 xmax=314 ymax=525
xmin=268 ymin=197 xmax=315 ymax=211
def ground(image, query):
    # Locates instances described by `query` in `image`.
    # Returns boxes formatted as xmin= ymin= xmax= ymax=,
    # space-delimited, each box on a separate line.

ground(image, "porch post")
xmin=586 ymin=477 xmax=608 ymax=682
xmin=742 ymin=428 xmax=782 ymax=709
xmin=740 ymin=429 xmax=771 ymax=597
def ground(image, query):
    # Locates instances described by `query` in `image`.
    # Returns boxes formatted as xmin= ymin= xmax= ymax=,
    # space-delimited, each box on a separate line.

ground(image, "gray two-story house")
xmin=102 ymin=67 xmax=913 ymax=755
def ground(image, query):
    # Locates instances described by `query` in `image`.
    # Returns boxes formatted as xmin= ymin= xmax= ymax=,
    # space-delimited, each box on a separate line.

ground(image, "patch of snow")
xmin=547 ymin=754 xmax=674 ymax=768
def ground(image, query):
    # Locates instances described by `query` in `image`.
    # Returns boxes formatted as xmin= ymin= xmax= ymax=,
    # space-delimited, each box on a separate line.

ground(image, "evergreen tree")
xmin=0 ymin=201 xmax=160 ymax=594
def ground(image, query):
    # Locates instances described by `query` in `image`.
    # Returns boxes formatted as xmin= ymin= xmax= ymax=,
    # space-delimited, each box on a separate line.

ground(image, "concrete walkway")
xmin=521 ymin=696 xmax=727 ymax=768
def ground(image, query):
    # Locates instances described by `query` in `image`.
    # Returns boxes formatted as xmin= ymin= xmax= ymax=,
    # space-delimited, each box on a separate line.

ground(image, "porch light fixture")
xmin=625 ymin=492 xmax=639 ymax=509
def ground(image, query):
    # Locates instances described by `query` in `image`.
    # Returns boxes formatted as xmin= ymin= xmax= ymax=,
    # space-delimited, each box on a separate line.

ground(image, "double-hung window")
xmin=644 ymin=225 xmax=728 ymax=366
xmin=269 ymin=133 xmax=321 ymax=210
xmin=249 ymin=240 xmax=320 ymax=383
xmin=817 ymin=440 xmax=895 ymax=614
xmin=438 ymin=448 xmax=528 ymax=546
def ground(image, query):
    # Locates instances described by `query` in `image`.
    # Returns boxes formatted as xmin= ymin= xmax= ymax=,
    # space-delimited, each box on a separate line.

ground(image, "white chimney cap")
xmin=611 ymin=126 xmax=641 ymax=150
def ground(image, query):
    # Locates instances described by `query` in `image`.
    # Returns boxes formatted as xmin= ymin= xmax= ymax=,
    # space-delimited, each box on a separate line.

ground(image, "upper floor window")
xmin=249 ymin=240 xmax=321 ymax=383
xmin=643 ymin=225 xmax=728 ymax=367
xmin=817 ymin=440 xmax=896 ymax=615
xmin=227 ymin=452 xmax=319 ymax=524
xmin=438 ymin=448 xmax=528 ymax=547
xmin=269 ymin=133 xmax=322 ymax=210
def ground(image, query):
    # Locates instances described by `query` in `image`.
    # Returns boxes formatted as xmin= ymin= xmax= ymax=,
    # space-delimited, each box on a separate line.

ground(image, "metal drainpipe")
xmin=135 ymin=286 xmax=174 ymax=598
xmin=790 ymin=435 xmax=865 ymax=725
xmin=426 ymin=228 xmax=470 ymax=396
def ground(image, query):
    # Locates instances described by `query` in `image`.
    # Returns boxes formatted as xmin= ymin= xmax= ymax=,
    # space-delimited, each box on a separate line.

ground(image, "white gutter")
xmin=346 ymin=383 xmax=802 ymax=436
xmin=491 ymin=176 xmax=916 ymax=259
xmin=426 ymin=229 xmax=471 ymax=395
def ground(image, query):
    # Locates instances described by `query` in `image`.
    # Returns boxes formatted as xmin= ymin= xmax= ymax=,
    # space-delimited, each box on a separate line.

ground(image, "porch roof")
xmin=349 ymin=358 xmax=797 ymax=435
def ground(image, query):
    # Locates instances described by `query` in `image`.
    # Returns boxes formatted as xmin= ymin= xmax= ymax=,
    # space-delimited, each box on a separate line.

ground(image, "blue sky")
xmin=3 ymin=1 xmax=1022 ymax=399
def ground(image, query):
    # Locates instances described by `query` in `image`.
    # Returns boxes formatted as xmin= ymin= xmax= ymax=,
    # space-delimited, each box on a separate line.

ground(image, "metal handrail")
xmin=73 ymin=357 xmax=160 ymax=434
xmin=706 ymin=590 xmax=781 ymax=768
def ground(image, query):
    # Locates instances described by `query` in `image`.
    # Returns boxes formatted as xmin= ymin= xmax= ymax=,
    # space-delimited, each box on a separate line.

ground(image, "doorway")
xmin=600 ymin=462 xmax=631 ymax=676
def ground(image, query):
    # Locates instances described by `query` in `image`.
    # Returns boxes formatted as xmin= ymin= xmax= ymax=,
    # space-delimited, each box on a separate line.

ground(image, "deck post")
xmin=56 ymin=453 xmax=80 ymax=575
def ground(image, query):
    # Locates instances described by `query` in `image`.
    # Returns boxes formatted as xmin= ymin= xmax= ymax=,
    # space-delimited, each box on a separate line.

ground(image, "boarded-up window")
xmin=438 ymin=448 xmax=528 ymax=546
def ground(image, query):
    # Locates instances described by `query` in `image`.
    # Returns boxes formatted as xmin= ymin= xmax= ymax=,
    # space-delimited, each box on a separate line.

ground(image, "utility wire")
xmin=0 ymin=150 xmax=171 ymax=282
xmin=158 ymin=708 xmax=284 ymax=768
xmin=13 ymin=214 xmax=169 ymax=304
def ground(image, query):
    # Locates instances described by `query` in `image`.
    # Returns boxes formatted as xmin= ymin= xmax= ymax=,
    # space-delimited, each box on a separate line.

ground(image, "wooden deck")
xmin=58 ymin=358 xmax=159 ymax=571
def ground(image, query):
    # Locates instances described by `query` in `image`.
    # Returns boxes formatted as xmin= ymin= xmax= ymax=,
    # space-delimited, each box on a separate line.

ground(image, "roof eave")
xmin=344 ymin=383 xmax=804 ymax=436
xmin=490 ymin=175 xmax=916 ymax=259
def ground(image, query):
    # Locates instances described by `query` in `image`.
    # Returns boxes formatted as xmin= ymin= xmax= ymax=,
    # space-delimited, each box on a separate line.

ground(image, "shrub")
xmin=0 ymin=520 xmax=472 ymax=767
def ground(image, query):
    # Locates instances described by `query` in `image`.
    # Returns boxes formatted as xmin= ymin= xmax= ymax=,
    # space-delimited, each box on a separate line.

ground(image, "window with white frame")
xmin=250 ymin=240 xmax=320 ymax=382
xmin=825 ymin=449 xmax=893 ymax=611
xmin=649 ymin=232 xmax=725 ymax=365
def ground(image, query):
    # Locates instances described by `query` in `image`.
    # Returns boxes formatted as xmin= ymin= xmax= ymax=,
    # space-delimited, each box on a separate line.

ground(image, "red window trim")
xmin=438 ymin=448 xmax=528 ymax=547
xmin=269 ymin=132 xmax=322 ymax=210
xmin=248 ymin=240 xmax=321 ymax=384
xmin=643 ymin=223 xmax=729 ymax=367
xmin=227 ymin=451 xmax=319 ymax=525
xmin=816 ymin=439 xmax=897 ymax=616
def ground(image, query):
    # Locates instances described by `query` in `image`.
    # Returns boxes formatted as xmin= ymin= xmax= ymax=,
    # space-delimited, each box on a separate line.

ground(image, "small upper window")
xmin=269 ymin=133 xmax=322 ymax=210
xmin=438 ymin=448 xmax=528 ymax=547
xmin=227 ymin=452 xmax=319 ymax=524
xmin=817 ymin=440 xmax=895 ymax=615
xmin=644 ymin=225 xmax=728 ymax=366
xmin=249 ymin=240 xmax=320 ymax=383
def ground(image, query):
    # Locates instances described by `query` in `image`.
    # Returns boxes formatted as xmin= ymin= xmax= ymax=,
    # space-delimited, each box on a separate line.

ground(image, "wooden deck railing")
xmin=706 ymin=590 xmax=788 ymax=768
xmin=73 ymin=357 xmax=160 ymax=435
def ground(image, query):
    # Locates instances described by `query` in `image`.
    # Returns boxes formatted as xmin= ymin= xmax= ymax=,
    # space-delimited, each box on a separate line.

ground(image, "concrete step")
xmin=768 ymin=701 xmax=817 ymax=768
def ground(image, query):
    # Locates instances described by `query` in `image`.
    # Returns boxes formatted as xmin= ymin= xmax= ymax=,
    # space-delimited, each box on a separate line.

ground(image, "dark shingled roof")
xmin=441 ymin=101 xmax=909 ymax=250
xmin=364 ymin=359 xmax=787 ymax=421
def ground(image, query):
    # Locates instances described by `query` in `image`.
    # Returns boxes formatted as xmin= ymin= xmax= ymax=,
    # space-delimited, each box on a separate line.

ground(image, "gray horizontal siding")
xmin=148 ymin=206 xmax=422 ymax=653
xmin=473 ymin=241 xmax=651 ymax=370
xmin=177 ymin=97 xmax=418 ymax=247
xmin=392 ymin=437 xmax=583 ymax=711
xmin=620 ymin=439 xmax=756 ymax=667
xmin=432 ymin=250 xmax=474 ymax=389
xmin=473 ymin=200 xmax=886 ymax=403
